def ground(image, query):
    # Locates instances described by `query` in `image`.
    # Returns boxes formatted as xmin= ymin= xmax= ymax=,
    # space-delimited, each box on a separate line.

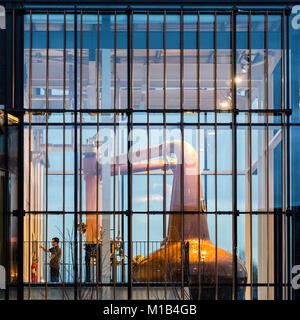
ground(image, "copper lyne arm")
xmin=111 ymin=140 xmax=210 ymax=242
xmin=111 ymin=159 xmax=177 ymax=176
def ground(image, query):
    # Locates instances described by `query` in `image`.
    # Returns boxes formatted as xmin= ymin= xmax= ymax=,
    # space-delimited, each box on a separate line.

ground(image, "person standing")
xmin=40 ymin=237 xmax=61 ymax=282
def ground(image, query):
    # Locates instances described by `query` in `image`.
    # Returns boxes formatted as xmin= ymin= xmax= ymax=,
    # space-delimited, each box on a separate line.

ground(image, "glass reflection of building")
xmin=0 ymin=0 xmax=300 ymax=300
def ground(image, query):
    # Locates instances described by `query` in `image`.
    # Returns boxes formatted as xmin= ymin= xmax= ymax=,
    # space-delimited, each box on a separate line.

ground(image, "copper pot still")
xmin=84 ymin=140 xmax=248 ymax=299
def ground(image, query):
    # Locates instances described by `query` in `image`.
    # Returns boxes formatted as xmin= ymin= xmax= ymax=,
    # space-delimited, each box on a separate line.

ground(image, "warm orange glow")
xmin=220 ymin=101 xmax=231 ymax=110
xmin=234 ymin=76 xmax=242 ymax=84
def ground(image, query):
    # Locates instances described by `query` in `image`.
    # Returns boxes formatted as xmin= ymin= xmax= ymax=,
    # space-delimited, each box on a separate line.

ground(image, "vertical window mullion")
xmin=27 ymin=10 xmax=32 ymax=300
xmin=113 ymin=9 xmax=117 ymax=299
xmin=12 ymin=10 xmax=15 ymax=109
xmin=127 ymin=9 xmax=133 ymax=300
xmin=146 ymin=10 xmax=150 ymax=300
xmin=78 ymin=11 xmax=83 ymax=299
xmin=197 ymin=10 xmax=201 ymax=301
xmin=163 ymin=9 xmax=167 ymax=301
xmin=180 ymin=9 xmax=184 ymax=300
xmin=248 ymin=9 xmax=253 ymax=301
xmin=73 ymin=7 xmax=78 ymax=301
xmin=214 ymin=10 xmax=218 ymax=300
xmin=45 ymin=10 xmax=49 ymax=300
xmin=62 ymin=10 xmax=66 ymax=299
xmin=265 ymin=10 xmax=270 ymax=300
xmin=281 ymin=11 xmax=287 ymax=301
xmin=231 ymin=9 xmax=238 ymax=301
xmin=284 ymin=9 xmax=291 ymax=301
xmin=96 ymin=9 xmax=100 ymax=300
xmin=282 ymin=106 xmax=287 ymax=300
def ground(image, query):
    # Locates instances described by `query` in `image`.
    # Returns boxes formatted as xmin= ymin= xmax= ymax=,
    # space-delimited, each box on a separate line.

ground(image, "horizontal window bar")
xmin=23 ymin=210 xmax=290 ymax=215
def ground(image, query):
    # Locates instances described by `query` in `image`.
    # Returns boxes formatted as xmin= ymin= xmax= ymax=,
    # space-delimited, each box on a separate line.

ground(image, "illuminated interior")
xmin=1 ymin=5 xmax=300 ymax=300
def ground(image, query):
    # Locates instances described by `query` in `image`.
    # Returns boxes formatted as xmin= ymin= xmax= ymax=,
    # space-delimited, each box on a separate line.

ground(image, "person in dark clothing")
xmin=40 ymin=237 xmax=61 ymax=282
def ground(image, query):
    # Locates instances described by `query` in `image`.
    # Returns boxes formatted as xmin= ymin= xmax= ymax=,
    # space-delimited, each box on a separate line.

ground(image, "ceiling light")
xmin=220 ymin=101 xmax=231 ymax=109
xmin=235 ymin=76 xmax=242 ymax=84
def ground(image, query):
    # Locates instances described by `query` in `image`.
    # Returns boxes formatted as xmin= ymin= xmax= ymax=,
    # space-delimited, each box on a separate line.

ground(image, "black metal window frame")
xmin=2 ymin=3 xmax=294 ymax=300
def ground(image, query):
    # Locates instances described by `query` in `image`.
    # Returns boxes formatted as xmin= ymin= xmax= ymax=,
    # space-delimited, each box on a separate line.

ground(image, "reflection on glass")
xmin=236 ymin=14 xmax=249 ymax=111
xmin=217 ymin=14 xmax=232 ymax=111
xmin=251 ymin=15 xmax=265 ymax=110
xmin=166 ymin=14 xmax=180 ymax=109
xmin=200 ymin=14 xmax=214 ymax=110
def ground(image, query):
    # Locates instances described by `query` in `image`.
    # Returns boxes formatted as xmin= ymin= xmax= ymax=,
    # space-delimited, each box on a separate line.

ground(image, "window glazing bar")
xmin=73 ymin=7 xmax=79 ymax=301
xmin=180 ymin=8 xmax=184 ymax=300
xmin=113 ymin=9 xmax=118 ymax=299
xmin=12 ymin=10 xmax=15 ymax=109
xmin=285 ymin=9 xmax=292 ymax=301
xmin=13 ymin=7 xmax=289 ymax=14
xmin=163 ymin=9 xmax=167 ymax=301
xmin=264 ymin=10 xmax=270 ymax=300
xmin=45 ymin=10 xmax=50 ymax=300
xmin=14 ymin=108 xmax=292 ymax=114
xmin=23 ymin=210 xmax=291 ymax=215
xmin=146 ymin=9 xmax=150 ymax=300
xmin=197 ymin=9 xmax=201 ymax=301
xmin=17 ymin=11 xmax=25 ymax=298
xmin=281 ymin=11 xmax=287 ymax=301
xmin=231 ymin=9 xmax=238 ymax=301
xmin=95 ymin=9 xmax=100 ymax=300
xmin=248 ymin=9 xmax=253 ymax=300
xmin=214 ymin=9 xmax=218 ymax=300
xmin=127 ymin=8 xmax=133 ymax=300
xmin=79 ymin=10 xmax=83 ymax=299
xmin=27 ymin=10 xmax=33 ymax=300
xmin=62 ymin=9 xmax=67 ymax=299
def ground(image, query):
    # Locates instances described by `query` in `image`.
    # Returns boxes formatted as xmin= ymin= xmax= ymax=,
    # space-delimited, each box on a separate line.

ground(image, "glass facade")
xmin=1 ymin=3 xmax=300 ymax=300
